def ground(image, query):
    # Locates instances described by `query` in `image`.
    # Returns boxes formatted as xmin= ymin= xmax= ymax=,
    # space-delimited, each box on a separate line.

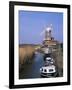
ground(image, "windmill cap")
xmin=46 ymin=27 xmax=52 ymax=31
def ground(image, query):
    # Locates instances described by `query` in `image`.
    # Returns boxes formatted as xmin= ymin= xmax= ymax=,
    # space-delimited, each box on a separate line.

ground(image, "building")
xmin=42 ymin=25 xmax=58 ymax=51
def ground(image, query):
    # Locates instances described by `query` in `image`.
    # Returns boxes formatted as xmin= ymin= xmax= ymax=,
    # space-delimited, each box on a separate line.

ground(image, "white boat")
xmin=40 ymin=65 xmax=57 ymax=77
xmin=40 ymin=57 xmax=57 ymax=77
xmin=45 ymin=57 xmax=55 ymax=64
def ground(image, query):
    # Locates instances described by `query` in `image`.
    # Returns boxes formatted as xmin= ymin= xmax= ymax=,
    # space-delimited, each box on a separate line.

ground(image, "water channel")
xmin=19 ymin=52 xmax=62 ymax=79
xmin=19 ymin=52 xmax=45 ymax=79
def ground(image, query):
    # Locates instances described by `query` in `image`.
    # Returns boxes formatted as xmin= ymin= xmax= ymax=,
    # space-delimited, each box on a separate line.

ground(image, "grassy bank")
xmin=19 ymin=45 xmax=35 ymax=70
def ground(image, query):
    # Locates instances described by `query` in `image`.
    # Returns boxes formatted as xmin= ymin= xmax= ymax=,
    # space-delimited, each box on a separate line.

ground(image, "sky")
xmin=19 ymin=10 xmax=63 ymax=44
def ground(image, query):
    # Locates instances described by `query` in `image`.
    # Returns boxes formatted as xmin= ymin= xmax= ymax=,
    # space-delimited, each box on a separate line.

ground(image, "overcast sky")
xmin=19 ymin=10 xmax=63 ymax=44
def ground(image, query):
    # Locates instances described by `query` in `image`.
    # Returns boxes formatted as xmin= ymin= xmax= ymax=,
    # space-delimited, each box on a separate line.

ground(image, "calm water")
xmin=19 ymin=52 xmax=45 ymax=79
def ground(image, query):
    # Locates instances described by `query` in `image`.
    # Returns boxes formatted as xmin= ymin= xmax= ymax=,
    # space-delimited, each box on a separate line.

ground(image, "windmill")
xmin=40 ymin=24 xmax=53 ymax=41
xmin=40 ymin=24 xmax=53 ymax=54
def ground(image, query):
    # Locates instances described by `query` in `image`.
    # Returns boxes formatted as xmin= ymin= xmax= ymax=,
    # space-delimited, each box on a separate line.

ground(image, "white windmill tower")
xmin=40 ymin=24 xmax=53 ymax=53
xmin=40 ymin=24 xmax=53 ymax=41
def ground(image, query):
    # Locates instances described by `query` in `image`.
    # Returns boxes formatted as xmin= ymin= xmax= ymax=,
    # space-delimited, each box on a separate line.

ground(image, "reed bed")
xmin=19 ymin=45 xmax=35 ymax=70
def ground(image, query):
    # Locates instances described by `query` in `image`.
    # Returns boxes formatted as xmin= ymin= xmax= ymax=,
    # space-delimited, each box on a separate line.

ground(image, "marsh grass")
xmin=19 ymin=45 xmax=35 ymax=71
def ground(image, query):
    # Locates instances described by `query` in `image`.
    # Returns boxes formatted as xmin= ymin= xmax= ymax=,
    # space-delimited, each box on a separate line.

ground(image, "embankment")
xmin=52 ymin=49 xmax=63 ymax=76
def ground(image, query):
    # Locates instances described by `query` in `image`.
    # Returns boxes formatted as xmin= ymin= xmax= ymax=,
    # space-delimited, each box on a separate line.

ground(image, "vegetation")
xmin=19 ymin=45 xmax=35 ymax=70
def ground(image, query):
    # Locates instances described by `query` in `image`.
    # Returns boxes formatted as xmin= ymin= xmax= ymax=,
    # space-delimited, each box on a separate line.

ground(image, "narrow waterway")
xmin=19 ymin=52 xmax=63 ymax=79
xmin=19 ymin=52 xmax=45 ymax=79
